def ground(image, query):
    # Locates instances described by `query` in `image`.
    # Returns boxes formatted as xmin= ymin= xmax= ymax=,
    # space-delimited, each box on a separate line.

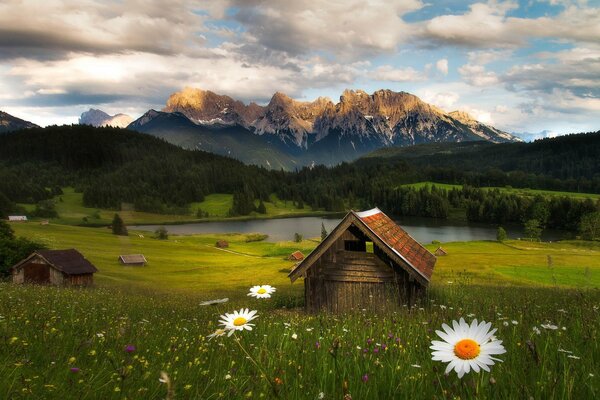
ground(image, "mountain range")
xmin=127 ymin=88 xmax=520 ymax=169
xmin=79 ymin=108 xmax=133 ymax=128
xmin=1 ymin=87 xmax=521 ymax=169
xmin=0 ymin=110 xmax=38 ymax=133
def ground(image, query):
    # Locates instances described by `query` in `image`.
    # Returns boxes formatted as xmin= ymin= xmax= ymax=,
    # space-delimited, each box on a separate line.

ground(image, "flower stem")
xmin=233 ymin=335 xmax=279 ymax=397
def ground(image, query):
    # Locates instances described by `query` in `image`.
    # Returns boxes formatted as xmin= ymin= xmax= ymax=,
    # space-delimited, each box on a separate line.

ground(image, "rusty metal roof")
xmin=354 ymin=208 xmax=436 ymax=281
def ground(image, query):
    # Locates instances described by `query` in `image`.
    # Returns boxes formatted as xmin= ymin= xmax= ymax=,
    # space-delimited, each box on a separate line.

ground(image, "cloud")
xmin=418 ymin=90 xmax=460 ymax=110
xmin=436 ymin=59 xmax=448 ymax=75
xmin=420 ymin=1 xmax=600 ymax=49
xmin=502 ymin=46 xmax=600 ymax=98
xmin=0 ymin=0 xmax=207 ymax=60
xmin=458 ymin=64 xmax=499 ymax=86
xmin=230 ymin=0 xmax=423 ymax=60
xmin=370 ymin=65 xmax=426 ymax=82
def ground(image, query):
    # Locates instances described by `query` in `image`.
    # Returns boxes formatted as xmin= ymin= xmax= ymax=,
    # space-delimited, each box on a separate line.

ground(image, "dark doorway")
xmin=344 ymin=240 xmax=366 ymax=252
xmin=23 ymin=262 xmax=50 ymax=283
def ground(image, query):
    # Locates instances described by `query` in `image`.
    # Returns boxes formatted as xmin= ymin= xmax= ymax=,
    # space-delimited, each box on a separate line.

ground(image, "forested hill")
xmin=0 ymin=125 xmax=277 ymax=212
xmin=0 ymin=126 xmax=599 ymax=230
xmin=361 ymin=131 xmax=600 ymax=185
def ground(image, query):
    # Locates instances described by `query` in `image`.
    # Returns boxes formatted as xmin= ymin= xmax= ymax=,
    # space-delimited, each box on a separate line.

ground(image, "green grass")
xmin=3 ymin=224 xmax=600 ymax=398
xmin=18 ymin=188 xmax=331 ymax=227
xmin=10 ymin=224 xmax=600 ymax=292
xmin=425 ymin=240 xmax=600 ymax=288
xmin=402 ymin=181 xmax=600 ymax=199
xmin=0 ymin=284 xmax=598 ymax=399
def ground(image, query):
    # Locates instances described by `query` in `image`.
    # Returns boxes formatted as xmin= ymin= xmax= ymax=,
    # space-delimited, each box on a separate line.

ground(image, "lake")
xmin=131 ymin=216 xmax=565 ymax=243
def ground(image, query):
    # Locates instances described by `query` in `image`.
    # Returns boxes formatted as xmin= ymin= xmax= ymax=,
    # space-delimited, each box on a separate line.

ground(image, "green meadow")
xmin=18 ymin=188 xmax=329 ymax=227
xmin=1 ymin=223 xmax=599 ymax=399
xmin=401 ymin=181 xmax=600 ymax=200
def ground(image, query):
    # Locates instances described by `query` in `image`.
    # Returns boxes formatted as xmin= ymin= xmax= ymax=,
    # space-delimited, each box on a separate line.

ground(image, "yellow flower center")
xmin=454 ymin=339 xmax=480 ymax=360
xmin=257 ymin=288 xmax=267 ymax=294
xmin=233 ymin=317 xmax=247 ymax=326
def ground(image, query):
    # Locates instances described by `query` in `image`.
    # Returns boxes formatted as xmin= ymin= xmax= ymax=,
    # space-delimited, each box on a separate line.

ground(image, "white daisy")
xmin=430 ymin=318 xmax=507 ymax=379
xmin=207 ymin=328 xmax=227 ymax=341
xmin=247 ymin=285 xmax=276 ymax=299
xmin=219 ymin=308 xmax=259 ymax=336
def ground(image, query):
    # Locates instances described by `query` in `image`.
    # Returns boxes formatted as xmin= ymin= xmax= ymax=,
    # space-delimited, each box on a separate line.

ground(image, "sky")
xmin=1 ymin=0 xmax=599 ymax=138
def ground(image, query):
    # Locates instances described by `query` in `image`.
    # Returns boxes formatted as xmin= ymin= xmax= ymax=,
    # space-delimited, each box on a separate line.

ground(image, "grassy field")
xmin=18 ymin=188 xmax=329 ymax=227
xmin=10 ymin=223 xmax=600 ymax=292
xmin=2 ymin=223 xmax=599 ymax=398
xmin=402 ymin=181 xmax=600 ymax=200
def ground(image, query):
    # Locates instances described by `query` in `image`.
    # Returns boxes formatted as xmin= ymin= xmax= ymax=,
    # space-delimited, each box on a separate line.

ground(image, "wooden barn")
xmin=288 ymin=251 xmax=305 ymax=261
xmin=288 ymin=208 xmax=436 ymax=313
xmin=119 ymin=254 xmax=147 ymax=266
xmin=11 ymin=249 xmax=97 ymax=286
xmin=216 ymin=240 xmax=229 ymax=248
xmin=434 ymin=247 xmax=448 ymax=256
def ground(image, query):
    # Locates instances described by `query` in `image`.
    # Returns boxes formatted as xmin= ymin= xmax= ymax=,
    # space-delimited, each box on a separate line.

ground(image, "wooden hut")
xmin=118 ymin=254 xmax=147 ymax=266
xmin=434 ymin=247 xmax=447 ymax=256
xmin=288 ymin=208 xmax=436 ymax=313
xmin=11 ymin=249 xmax=97 ymax=286
xmin=216 ymin=240 xmax=229 ymax=248
xmin=288 ymin=251 xmax=305 ymax=261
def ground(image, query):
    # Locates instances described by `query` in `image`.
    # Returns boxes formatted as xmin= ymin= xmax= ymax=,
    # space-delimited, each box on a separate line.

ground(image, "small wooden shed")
xmin=119 ymin=254 xmax=147 ymax=266
xmin=216 ymin=240 xmax=229 ymax=248
xmin=289 ymin=208 xmax=436 ymax=313
xmin=11 ymin=249 xmax=97 ymax=286
xmin=434 ymin=247 xmax=447 ymax=256
xmin=288 ymin=251 xmax=305 ymax=261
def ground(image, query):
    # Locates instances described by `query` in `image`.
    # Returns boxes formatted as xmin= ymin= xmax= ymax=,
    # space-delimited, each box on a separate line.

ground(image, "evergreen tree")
xmin=111 ymin=214 xmax=128 ymax=236
xmin=155 ymin=226 xmax=169 ymax=240
xmin=0 ymin=191 xmax=14 ymax=219
xmin=523 ymin=219 xmax=542 ymax=241
xmin=294 ymin=232 xmax=303 ymax=243
xmin=0 ymin=220 xmax=44 ymax=277
xmin=496 ymin=226 xmax=507 ymax=242
xmin=579 ymin=211 xmax=600 ymax=240
xmin=257 ymin=200 xmax=267 ymax=214
xmin=321 ymin=222 xmax=328 ymax=241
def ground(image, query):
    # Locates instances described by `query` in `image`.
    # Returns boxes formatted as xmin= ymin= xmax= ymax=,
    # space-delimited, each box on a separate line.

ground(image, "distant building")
xmin=288 ymin=251 xmax=305 ymax=261
xmin=289 ymin=208 xmax=436 ymax=313
xmin=216 ymin=240 xmax=229 ymax=248
xmin=11 ymin=249 xmax=97 ymax=286
xmin=118 ymin=254 xmax=147 ymax=266
xmin=8 ymin=216 xmax=27 ymax=222
xmin=434 ymin=247 xmax=448 ymax=256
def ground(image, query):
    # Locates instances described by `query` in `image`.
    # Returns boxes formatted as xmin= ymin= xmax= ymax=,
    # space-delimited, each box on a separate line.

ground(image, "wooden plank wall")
xmin=305 ymin=226 xmax=422 ymax=313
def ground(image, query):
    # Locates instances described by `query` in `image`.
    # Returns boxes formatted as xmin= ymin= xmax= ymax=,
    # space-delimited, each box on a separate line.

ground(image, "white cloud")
xmin=458 ymin=64 xmax=499 ymax=86
xmin=231 ymin=0 xmax=423 ymax=60
xmin=418 ymin=90 xmax=460 ymax=110
xmin=436 ymin=59 xmax=448 ymax=75
xmin=370 ymin=65 xmax=426 ymax=82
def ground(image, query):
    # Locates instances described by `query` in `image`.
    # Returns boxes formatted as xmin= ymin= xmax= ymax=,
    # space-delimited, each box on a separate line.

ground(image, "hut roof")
xmin=435 ymin=247 xmax=447 ymax=255
xmin=119 ymin=254 xmax=147 ymax=264
xmin=12 ymin=249 xmax=98 ymax=275
xmin=289 ymin=208 xmax=436 ymax=284
xmin=289 ymin=251 xmax=305 ymax=261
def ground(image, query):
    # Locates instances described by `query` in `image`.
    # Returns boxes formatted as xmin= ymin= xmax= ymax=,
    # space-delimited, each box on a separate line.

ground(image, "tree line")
xmin=0 ymin=126 xmax=599 ymax=236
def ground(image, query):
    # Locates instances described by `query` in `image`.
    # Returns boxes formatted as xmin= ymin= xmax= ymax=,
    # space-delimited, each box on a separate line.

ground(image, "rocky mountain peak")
xmin=79 ymin=108 xmax=133 ymax=128
xmin=448 ymin=110 xmax=476 ymax=124
xmin=0 ymin=110 xmax=39 ymax=133
xmin=164 ymin=87 xmax=263 ymax=127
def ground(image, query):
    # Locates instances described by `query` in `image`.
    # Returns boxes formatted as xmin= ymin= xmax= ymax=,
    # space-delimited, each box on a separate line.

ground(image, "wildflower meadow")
xmin=0 ymin=282 xmax=597 ymax=399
